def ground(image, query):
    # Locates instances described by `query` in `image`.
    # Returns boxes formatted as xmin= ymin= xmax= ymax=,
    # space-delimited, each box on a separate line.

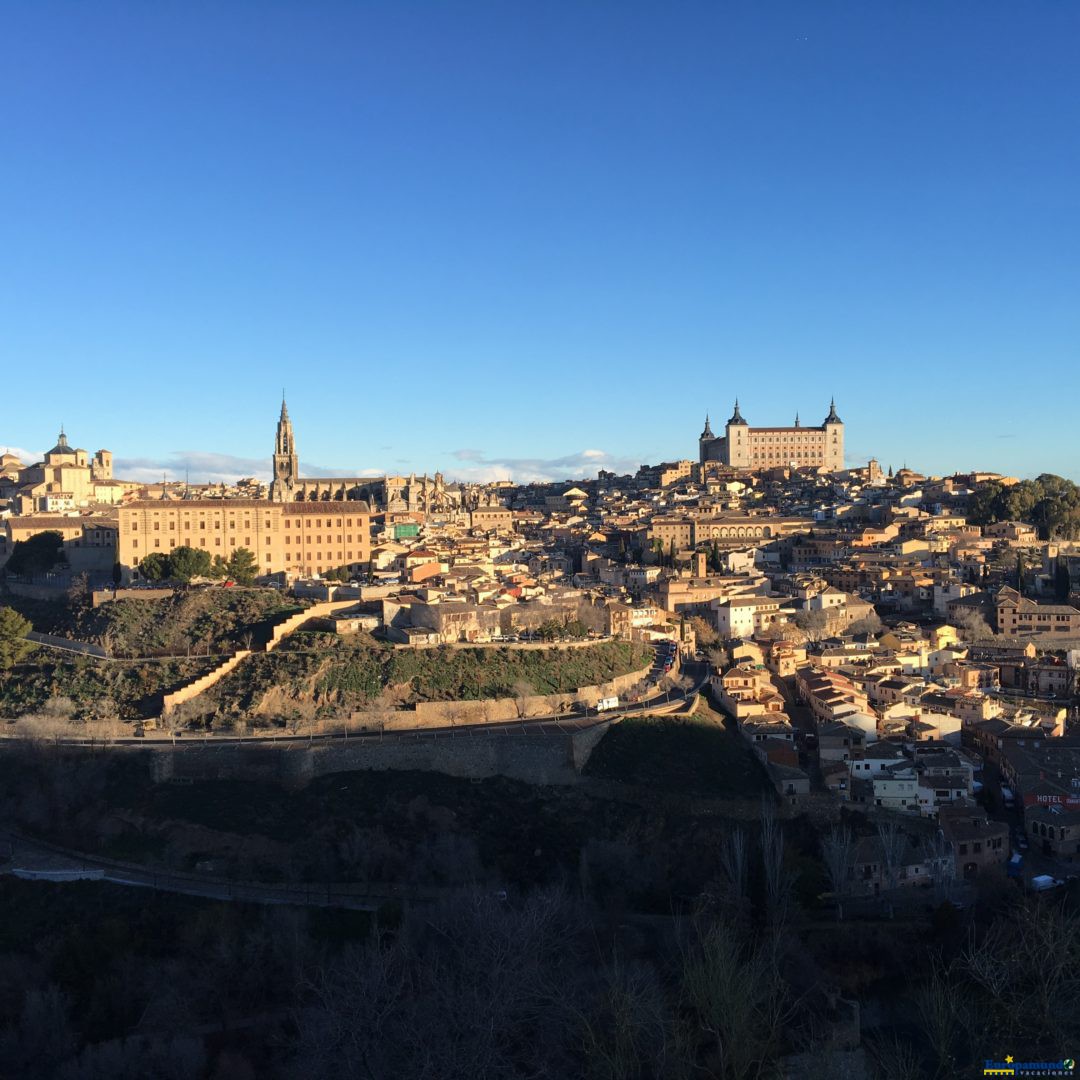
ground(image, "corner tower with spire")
xmin=725 ymin=399 xmax=752 ymax=468
xmin=270 ymin=394 xmax=298 ymax=502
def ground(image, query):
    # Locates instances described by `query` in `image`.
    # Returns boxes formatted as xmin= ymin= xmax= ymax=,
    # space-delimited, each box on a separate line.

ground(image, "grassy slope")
xmin=205 ymin=639 xmax=652 ymax=714
xmin=3 ymin=588 xmax=301 ymax=657
xmin=0 ymin=656 xmax=216 ymax=720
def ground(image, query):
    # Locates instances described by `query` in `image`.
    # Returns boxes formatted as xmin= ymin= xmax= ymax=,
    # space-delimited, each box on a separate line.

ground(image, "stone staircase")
xmin=157 ymin=599 xmax=361 ymax=718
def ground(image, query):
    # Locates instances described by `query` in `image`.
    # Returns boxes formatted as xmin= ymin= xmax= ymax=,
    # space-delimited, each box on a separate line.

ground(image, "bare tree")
xmin=921 ymin=831 xmax=957 ymax=905
xmin=511 ymin=678 xmax=534 ymax=720
xmin=914 ymin=957 xmax=971 ymax=1077
xmin=821 ymin=825 xmax=854 ymax=921
xmin=706 ymin=647 xmax=730 ymax=672
xmin=718 ymin=826 xmax=749 ymax=909
xmin=759 ymin=799 xmax=792 ymax=929
xmin=676 ymin=915 xmax=794 ymax=1080
xmin=576 ymin=956 xmax=671 ymax=1080
xmin=875 ymin=821 xmax=907 ymax=917
xmin=953 ymin=607 xmax=994 ymax=642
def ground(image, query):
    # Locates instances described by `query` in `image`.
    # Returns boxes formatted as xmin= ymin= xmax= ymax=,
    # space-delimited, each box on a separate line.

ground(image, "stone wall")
xmin=347 ymin=658 xmax=655 ymax=731
xmin=150 ymin=727 xmax=605 ymax=787
xmin=161 ymin=650 xmax=252 ymax=714
xmin=264 ymin=599 xmax=358 ymax=651
xmin=388 ymin=638 xmax=622 ymax=652
xmin=91 ymin=587 xmax=176 ymax=607
xmin=26 ymin=631 xmax=108 ymax=658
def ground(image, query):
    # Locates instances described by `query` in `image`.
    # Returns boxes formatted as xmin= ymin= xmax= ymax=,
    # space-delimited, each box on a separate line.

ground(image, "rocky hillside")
xmin=5 ymin=588 xmax=302 ymax=658
xmin=202 ymin=638 xmax=652 ymax=719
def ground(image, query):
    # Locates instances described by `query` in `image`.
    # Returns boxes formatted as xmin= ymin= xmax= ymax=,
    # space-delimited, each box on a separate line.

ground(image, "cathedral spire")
xmin=271 ymin=396 xmax=298 ymax=502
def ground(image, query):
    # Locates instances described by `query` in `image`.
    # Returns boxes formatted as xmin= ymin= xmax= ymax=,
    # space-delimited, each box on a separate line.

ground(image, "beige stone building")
xmin=0 ymin=514 xmax=118 ymax=573
xmin=118 ymin=500 xmax=371 ymax=581
xmin=470 ymin=507 xmax=514 ymax=532
xmin=698 ymin=400 xmax=844 ymax=471
xmin=5 ymin=429 xmax=123 ymax=512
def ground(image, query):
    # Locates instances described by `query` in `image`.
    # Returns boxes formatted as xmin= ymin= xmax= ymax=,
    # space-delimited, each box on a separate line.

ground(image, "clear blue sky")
xmin=2 ymin=2 xmax=1077 ymax=484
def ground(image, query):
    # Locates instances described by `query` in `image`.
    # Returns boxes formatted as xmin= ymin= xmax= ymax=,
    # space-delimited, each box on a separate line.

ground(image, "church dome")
xmin=46 ymin=429 xmax=75 ymax=457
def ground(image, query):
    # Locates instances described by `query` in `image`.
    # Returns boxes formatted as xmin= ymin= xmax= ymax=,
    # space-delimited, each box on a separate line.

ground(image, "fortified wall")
xmin=150 ymin=722 xmax=613 ymax=788
xmin=348 ymin=654 xmax=660 ymax=731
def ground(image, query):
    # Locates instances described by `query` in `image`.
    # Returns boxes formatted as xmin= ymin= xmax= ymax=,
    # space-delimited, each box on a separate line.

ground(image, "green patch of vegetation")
xmin=206 ymin=640 xmax=652 ymax=716
xmin=583 ymin=712 xmax=772 ymax=798
xmin=1 ymin=587 xmax=302 ymax=658
xmin=0 ymin=656 xmax=214 ymax=720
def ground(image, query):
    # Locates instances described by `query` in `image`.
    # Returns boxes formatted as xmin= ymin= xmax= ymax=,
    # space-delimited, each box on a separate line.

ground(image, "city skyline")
xmin=3 ymin=3 xmax=1079 ymax=480
xmin=0 ymin=390 xmax=1063 ymax=486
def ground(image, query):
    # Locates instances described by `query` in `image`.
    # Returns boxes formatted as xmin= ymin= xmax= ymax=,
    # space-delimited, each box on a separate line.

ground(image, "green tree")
xmin=168 ymin=545 xmax=212 ymax=583
xmin=0 ymin=606 xmax=33 ymax=670
xmin=708 ymin=539 xmax=722 ymax=572
xmin=4 ymin=530 xmax=67 ymax=577
xmin=1055 ymin=558 xmax=1072 ymax=601
xmin=226 ymin=547 xmax=258 ymax=585
xmin=139 ymin=552 xmax=170 ymax=581
xmin=112 ymin=561 xmax=123 ymax=587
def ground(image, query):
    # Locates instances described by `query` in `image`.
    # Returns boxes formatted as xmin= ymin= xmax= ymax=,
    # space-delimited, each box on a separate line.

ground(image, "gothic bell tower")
xmin=270 ymin=395 xmax=298 ymax=502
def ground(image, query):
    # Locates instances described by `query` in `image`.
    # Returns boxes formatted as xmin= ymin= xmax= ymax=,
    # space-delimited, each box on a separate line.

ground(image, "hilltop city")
xmin=2 ymin=398 xmax=1079 ymax=1075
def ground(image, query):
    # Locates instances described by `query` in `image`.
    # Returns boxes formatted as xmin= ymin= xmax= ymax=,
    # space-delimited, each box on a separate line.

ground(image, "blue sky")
xmin=1 ymin=2 xmax=1077 ymax=484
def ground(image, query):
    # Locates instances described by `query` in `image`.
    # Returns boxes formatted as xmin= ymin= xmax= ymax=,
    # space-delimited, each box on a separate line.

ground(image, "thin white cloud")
xmin=0 ymin=445 xmax=42 ymax=463
xmin=445 ymin=448 xmax=641 ymax=484
xmin=114 ymin=452 xmax=381 ymax=485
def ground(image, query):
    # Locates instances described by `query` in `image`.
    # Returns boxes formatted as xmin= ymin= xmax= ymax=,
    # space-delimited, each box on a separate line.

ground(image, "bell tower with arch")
xmin=270 ymin=395 xmax=298 ymax=502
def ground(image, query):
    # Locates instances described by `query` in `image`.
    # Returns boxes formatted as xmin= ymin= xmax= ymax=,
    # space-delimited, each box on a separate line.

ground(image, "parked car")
xmin=1029 ymin=874 xmax=1065 ymax=893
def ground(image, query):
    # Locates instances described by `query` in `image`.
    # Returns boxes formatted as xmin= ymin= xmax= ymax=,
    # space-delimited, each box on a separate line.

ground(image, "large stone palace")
xmin=698 ymin=400 xmax=845 ymax=471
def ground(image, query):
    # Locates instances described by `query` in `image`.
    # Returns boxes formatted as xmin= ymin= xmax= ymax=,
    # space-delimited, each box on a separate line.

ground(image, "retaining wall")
xmin=26 ymin=631 xmax=108 ymax=658
xmin=264 ymin=600 xmax=359 ymax=651
xmin=161 ymin=650 xmax=252 ymax=714
xmin=349 ymin=658 xmax=655 ymax=731
xmin=150 ymin=727 xmax=604 ymax=787
xmin=91 ymin=587 xmax=176 ymax=607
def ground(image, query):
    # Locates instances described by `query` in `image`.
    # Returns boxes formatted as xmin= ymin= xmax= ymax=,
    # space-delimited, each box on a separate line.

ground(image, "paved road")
xmin=0 ymin=830 xmax=452 ymax=911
